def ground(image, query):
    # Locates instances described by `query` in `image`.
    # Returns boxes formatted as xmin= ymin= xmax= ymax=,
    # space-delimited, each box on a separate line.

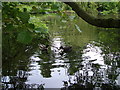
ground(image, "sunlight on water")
xmin=25 ymin=35 xmax=75 ymax=88
xmin=82 ymin=43 xmax=105 ymax=65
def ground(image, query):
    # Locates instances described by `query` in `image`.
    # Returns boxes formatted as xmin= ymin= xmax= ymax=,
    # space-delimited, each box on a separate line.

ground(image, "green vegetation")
xmin=3 ymin=2 xmax=120 ymax=44
xmin=2 ymin=2 xmax=120 ymax=90
xmin=2 ymin=2 xmax=50 ymax=45
xmin=79 ymin=2 xmax=120 ymax=18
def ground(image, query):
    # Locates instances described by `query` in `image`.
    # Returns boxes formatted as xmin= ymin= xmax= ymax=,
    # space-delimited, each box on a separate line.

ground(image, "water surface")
xmin=2 ymin=14 xmax=120 ymax=89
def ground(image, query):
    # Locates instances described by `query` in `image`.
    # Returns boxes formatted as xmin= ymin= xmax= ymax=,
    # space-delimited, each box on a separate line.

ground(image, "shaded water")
xmin=2 ymin=14 xmax=120 ymax=89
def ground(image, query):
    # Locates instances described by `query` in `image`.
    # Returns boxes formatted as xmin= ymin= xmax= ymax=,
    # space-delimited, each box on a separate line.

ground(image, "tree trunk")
xmin=64 ymin=2 xmax=120 ymax=28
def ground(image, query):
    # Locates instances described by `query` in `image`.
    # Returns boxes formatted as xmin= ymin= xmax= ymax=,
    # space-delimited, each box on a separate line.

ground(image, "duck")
xmin=59 ymin=46 xmax=72 ymax=53
xmin=39 ymin=44 xmax=49 ymax=52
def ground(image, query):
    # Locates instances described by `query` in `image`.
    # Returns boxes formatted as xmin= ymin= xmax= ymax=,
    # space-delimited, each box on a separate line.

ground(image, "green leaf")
xmin=28 ymin=23 xmax=35 ymax=29
xmin=18 ymin=12 xmax=30 ymax=23
xmin=17 ymin=31 xmax=32 ymax=44
xmin=6 ymin=24 xmax=14 ymax=31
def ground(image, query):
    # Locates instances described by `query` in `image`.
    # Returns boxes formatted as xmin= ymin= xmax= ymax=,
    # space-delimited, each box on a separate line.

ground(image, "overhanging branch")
xmin=64 ymin=2 xmax=120 ymax=28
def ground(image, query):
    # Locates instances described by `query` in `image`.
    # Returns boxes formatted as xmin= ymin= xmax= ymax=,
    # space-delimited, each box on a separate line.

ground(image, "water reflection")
xmin=25 ymin=34 xmax=75 ymax=88
xmin=82 ymin=42 xmax=104 ymax=65
xmin=61 ymin=41 xmax=120 ymax=90
xmin=2 ymin=14 xmax=120 ymax=89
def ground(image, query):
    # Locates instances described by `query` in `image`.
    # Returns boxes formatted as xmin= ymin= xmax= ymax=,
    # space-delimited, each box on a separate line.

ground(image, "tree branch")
xmin=64 ymin=2 xmax=120 ymax=28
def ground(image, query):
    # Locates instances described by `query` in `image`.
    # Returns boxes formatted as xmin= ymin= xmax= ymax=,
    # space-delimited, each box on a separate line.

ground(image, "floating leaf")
xmin=35 ymin=27 xmax=48 ymax=34
xmin=69 ymin=15 xmax=75 ymax=20
xmin=17 ymin=31 xmax=32 ymax=44
xmin=61 ymin=20 xmax=67 ymax=23
xmin=75 ymin=24 xmax=82 ymax=33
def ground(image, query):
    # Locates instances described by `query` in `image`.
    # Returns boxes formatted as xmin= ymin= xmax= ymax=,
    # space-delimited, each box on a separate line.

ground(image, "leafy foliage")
xmin=2 ymin=2 xmax=49 ymax=44
xmin=17 ymin=31 xmax=32 ymax=44
xmin=78 ymin=2 xmax=120 ymax=18
xmin=18 ymin=11 xmax=30 ymax=23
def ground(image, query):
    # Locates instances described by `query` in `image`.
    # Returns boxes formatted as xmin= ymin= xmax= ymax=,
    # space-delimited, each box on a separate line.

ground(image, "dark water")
xmin=2 ymin=14 xmax=120 ymax=89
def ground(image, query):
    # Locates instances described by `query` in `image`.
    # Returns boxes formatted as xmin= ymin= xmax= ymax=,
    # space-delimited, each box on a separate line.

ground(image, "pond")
xmin=2 ymin=13 xmax=120 ymax=89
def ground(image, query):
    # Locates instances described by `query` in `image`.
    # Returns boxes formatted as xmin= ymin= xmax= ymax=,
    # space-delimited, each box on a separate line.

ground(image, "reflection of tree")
xmin=2 ymin=32 xmax=39 ymax=89
xmin=40 ymin=63 xmax=52 ymax=77
xmin=98 ymin=29 xmax=120 ymax=53
xmin=2 ymin=32 xmax=39 ymax=75
xmin=62 ymin=33 xmax=120 ymax=89
xmin=38 ymin=50 xmax=53 ymax=78
xmin=2 ymin=70 xmax=28 ymax=89
xmin=62 ymin=60 xmax=120 ymax=89
xmin=2 ymin=72 xmax=44 ymax=89
xmin=61 ymin=47 xmax=83 ymax=75
xmin=98 ymin=29 xmax=120 ymax=82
